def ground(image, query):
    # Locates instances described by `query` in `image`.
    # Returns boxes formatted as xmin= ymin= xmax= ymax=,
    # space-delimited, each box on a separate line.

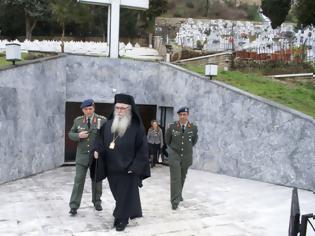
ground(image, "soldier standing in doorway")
xmin=165 ymin=107 xmax=198 ymax=210
xmin=68 ymin=99 xmax=107 ymax=216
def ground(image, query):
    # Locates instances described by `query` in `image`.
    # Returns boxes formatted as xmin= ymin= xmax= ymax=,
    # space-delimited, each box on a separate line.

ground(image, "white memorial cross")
xmin=78 ymin=0 xmax=149 ymax=58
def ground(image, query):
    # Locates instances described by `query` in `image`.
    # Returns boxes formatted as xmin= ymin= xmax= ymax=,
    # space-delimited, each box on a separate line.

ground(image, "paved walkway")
xmin=0 ymin=165 xmax=315 ymax=236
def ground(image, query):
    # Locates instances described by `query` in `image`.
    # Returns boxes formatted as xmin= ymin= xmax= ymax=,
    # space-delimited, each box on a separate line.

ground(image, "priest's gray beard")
xmin=111 ymin=110 xmax=132 ymax=137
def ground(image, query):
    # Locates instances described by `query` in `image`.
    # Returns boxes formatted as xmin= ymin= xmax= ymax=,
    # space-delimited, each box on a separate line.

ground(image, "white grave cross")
xmin=78 ymin=0 xmax=149 ymax=58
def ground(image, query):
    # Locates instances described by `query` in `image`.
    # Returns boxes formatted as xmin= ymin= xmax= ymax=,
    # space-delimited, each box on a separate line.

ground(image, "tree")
xmin=261 ymin=0 xmax=291 ymax=29
xmin=3 ymin=0 xmax=50 ymax=40
xmin=51 ymin=0 xmax=91 ymax=52
xmin=0 ymin=2 xmax=25 ymax=39
xmin=120 ymin=9 xmax=138 ymax=38
xmin=90 ymin=6 xmax=108 ymax=41
xmin=140 ymin=0 xmax=168 ymax=45
xmin=205 ymin=0 xmax=209 ymax=17
xmin=295 ymin=0 xmax=315 ymax=27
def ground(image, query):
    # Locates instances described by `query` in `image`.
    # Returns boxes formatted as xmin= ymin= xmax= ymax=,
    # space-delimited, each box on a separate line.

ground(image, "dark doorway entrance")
xmin=159 ymin=106 xmax=174 ymax=136
xmin=158 ymin=106 xmax=174 ymax=164
xmin=64 ymin=102 xmax=157 ymax=163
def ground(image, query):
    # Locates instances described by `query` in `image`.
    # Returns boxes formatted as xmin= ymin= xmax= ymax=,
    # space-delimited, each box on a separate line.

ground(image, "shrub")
xmin=234 ymin=58 xmax=314 ymax=75
xmin=186 ymin=1 xmax=194 ymax=8
xmin=238 ymin=4 xmax=260 ymax=21
xmin=224 ymin=0 xmax=236 ymax=8
xmin=174 ymin=12 xmax=182 ymax=17
xmin=196 ymin=40 xmax=204 ymax=50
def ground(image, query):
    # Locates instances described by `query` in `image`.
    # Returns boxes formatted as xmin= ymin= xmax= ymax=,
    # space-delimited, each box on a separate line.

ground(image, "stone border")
xmin=176 ymin=51 xmax=232 ymax=63
xmin=0 ymin=54 xmax=65 ymax=72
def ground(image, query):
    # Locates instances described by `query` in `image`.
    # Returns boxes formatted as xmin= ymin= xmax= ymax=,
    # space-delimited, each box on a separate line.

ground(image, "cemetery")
xmin=173 ymin=18 xmax=315 ymax=62
xmin=0 ymin=0 xmax=315 ymax=235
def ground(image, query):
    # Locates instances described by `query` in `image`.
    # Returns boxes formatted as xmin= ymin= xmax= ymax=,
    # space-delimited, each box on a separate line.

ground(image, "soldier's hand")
xmin=78 ymin=131 xmax=89 ymax=139
xmin=94 ymin=151 xmax=99 ymax=159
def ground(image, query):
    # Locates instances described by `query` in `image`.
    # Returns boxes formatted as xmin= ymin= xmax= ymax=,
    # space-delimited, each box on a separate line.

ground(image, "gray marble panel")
xmin=0 ymin=58 xmax=66 ymax=184
xmin=0 ymin=87 xmax=18 ymax=120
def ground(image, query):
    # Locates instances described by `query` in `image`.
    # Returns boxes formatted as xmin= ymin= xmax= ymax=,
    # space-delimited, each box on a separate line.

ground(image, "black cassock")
xmin=92 ymin=117 xmax=150 ymax=221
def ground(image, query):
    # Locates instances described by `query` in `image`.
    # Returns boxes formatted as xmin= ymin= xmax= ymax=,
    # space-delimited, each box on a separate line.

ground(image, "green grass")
xmin=0 ymin=53 xmax=29 ymax=67
xmin=0 ymin=55 xmax=12 ymax=66
xmin=181 ymin=63 xmax=205 ymax=75
xmin=181 ymin=63 xmax=315 ymax=119
xmin=0 ymin=52 xmax=55 ymax=68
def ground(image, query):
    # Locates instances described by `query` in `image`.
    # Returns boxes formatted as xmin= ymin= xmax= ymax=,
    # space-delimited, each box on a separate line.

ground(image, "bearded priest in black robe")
xmin=92 ymin=93 xmax=150 ymax=231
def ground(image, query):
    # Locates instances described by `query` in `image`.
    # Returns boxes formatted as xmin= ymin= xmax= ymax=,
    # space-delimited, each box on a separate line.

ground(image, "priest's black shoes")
xmin=115 ymin=222 xmax=127 ymax=231
xmin=94 ymin=205 xmax=103 ymax=211
xmin=69 ymin=208 xmax=77 ymax=216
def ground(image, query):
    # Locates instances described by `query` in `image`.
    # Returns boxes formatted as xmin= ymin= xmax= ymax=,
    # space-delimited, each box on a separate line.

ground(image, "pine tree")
xmin=295 ymin=0 xmax=315 ymax=28
xmin=261 ymin=0 xmax=291 ymax=29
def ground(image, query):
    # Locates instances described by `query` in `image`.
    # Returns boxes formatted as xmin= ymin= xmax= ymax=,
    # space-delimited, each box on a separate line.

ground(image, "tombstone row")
xmin=0 ymin=40 xmax=160 ymax=59
xmin=173 ymin=17 xmax=315 ymax=61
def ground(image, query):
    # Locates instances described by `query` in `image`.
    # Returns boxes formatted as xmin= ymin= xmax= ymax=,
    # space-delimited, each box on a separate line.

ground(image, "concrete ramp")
xmin=0 ymin=166 xmax=314 ymax=236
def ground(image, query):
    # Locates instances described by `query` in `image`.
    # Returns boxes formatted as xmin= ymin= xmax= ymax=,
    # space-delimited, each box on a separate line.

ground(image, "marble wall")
xmin=65 ymin=55 xmax=315 ymax=190
xmin=0 ymin=57 xmax=66 ymax=184
xmin=1 ymin=54 xmax=315 ymax=191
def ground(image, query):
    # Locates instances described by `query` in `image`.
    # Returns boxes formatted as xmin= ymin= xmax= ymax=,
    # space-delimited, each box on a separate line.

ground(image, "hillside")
xmin=162 ymin=0 xmax=261 ymax=21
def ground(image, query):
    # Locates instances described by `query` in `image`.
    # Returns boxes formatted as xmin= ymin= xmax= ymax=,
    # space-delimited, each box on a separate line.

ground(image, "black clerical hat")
xmin=114 ymin=93 xmax=134 ymax=105
xmin=110 ymin=93 xmax=143 ymax=125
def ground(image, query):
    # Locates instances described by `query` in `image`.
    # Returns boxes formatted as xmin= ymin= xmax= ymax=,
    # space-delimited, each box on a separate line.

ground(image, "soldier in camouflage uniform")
xmin=68 ymin=99 xmax=107 ymax=216
xmin=165 ymin=107 xmax=198 ymax=210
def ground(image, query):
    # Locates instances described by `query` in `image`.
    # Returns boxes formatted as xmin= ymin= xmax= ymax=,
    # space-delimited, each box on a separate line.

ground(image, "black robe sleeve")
xmin=128 ymin=125 xmax=151 ymax=180
xmin=91 ymin=123 xmax=106 ymax=157
xmin=89 ymin=155 xmax=107 ymax=182
xmin=89 ymin=123 xmax=107 ymax=182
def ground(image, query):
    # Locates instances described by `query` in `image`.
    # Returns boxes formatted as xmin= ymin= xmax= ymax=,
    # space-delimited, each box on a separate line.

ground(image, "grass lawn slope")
xmin=181 ymin=64 xmax=315 ymax=119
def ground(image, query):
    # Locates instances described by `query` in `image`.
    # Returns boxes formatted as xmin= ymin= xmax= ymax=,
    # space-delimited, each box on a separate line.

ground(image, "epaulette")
xmin=75 ymin=116 xmax=84 ymax=120
xmin=167 ymin=122 xmax=175 ymax=129
xmin=97 ymin=115 xmax=107 ymax=120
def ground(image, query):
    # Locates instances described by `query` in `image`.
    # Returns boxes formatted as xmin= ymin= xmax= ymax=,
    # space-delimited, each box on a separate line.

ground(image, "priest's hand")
xmin=94 ymin=151 xmax=99 ymax=159
xmin=127 ymin=170 xmax=133 ymax=174
xmin=79 ymin=131 xmax=89 ymax=139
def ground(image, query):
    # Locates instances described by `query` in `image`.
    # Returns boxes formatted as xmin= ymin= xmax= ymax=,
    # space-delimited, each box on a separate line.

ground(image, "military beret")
xmin=177 ymin=106 xmax=189 ymax=114
xmin=80 ymin=99 xmax=94 ymax=109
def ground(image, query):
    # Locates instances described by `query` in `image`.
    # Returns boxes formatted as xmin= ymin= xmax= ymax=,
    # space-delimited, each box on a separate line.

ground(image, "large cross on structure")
xmin=78 ymin=0 xmax=149 ymax=58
